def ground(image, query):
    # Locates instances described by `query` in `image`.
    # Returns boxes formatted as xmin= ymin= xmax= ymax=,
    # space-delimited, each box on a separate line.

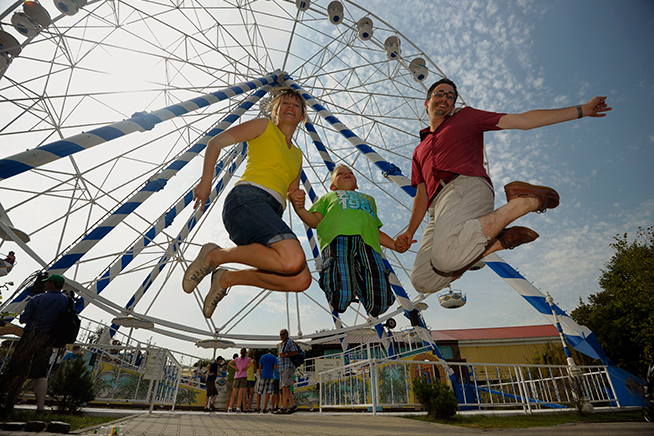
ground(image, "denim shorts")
xmin=223 ymin=184 xmax=297 ymax=247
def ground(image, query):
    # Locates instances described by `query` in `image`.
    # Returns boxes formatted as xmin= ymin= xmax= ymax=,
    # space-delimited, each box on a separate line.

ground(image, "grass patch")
xmin=407 ymin=410 xmax=643 ymax=430
xmin=4 ymin=410 xmax=124 ymax=431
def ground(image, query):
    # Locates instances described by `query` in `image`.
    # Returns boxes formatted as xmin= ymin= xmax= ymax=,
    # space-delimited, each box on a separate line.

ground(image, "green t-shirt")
xmin=309 ymin=190 xmax=383 ymax=253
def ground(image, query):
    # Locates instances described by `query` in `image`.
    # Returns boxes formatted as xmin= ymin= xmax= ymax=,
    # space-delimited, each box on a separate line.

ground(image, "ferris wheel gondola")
xmin=0 ymin=258 xmax=16 ymax=277
xmin=437 ymin=289 xmax=467 ymax=309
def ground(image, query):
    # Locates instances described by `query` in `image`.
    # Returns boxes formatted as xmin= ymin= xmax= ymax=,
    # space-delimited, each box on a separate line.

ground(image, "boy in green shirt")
xmin=289 ymin=165 xmax=410 ymax=316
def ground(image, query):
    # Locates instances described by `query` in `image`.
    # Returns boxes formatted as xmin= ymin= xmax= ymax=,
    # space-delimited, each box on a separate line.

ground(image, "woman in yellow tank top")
xmin=183 ymin=88 xmax=312 ymax=318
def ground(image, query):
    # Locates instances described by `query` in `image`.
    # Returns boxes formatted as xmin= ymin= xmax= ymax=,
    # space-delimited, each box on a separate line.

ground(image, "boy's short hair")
xmin=268 ymin=88 xmax=307 ymax=125
xmin=330 ymin=164 xmax=357 ymax=190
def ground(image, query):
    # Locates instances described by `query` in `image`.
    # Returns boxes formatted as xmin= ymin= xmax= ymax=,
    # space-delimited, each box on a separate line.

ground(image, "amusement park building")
xmin=314 ymin=324 xmax=561 ymax=365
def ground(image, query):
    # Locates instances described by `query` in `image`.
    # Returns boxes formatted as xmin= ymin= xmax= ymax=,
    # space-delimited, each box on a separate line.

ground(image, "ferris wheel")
xmin=0 ymin=0 xmax=469 ymax=352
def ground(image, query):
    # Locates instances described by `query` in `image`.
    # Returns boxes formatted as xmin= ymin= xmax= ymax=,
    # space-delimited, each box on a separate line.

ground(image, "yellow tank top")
xmin=239 ymin=120 xmax=303 ymax=202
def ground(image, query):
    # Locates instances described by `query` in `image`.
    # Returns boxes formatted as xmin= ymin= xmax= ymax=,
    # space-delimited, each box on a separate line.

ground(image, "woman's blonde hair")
xmin=268 ymin=88 xmax=307 ymax=125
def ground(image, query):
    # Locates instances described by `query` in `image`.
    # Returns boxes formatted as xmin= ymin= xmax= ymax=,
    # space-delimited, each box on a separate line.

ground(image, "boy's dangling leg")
xmin=354 ymin=236 xmax=394 ymax=318
xmin=319 ymin=236 xmax=358 ymax=313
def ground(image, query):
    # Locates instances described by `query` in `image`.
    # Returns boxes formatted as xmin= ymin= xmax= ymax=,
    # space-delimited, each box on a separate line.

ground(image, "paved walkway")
xmin=2 ymin=410 xmax=652 ymax=436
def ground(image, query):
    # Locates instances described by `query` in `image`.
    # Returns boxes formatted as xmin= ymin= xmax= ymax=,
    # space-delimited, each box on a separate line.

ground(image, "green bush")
xmin=48 ymin=358 xmax=96 ymax=413
xmin=412 ymin=376 xmax=458 ymax=419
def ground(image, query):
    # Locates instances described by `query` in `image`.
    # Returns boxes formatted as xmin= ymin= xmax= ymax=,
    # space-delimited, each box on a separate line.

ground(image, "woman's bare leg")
xmin=219 ymin=265 xmax=312 ymax=293
xmin=208 ymin=239 xmax=306 ymax=276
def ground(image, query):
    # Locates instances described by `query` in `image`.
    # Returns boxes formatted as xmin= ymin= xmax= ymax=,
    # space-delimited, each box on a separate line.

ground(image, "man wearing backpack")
xmin=275 ymin=329 xmax=299 ymax=414
xmin=0 ymin=274 xmax=68 ymax=416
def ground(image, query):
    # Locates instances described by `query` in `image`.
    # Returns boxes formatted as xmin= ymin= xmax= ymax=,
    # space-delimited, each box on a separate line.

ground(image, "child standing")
xmin=289 ymin=165 xmax=410 ymax=317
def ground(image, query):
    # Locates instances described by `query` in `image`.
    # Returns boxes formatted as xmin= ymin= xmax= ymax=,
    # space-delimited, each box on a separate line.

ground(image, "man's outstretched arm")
xmin=497 ymin=96 xmax=611 ymax=131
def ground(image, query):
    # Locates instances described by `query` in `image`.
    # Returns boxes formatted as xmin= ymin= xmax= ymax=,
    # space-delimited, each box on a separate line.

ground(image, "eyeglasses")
xmin=429 ymin=90 xmax=456 ymax=101
xmin=280 ymin=332 xmax=288 ymax=336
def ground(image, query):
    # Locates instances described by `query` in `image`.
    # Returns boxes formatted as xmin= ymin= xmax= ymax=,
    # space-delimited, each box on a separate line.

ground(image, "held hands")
xmin=288 ymin=187 xmax=306 ymax=210
xmin=394 ymin=231 xmax=417 ymax=253
xmin=582 ymin=97 xmax=612 ymax=118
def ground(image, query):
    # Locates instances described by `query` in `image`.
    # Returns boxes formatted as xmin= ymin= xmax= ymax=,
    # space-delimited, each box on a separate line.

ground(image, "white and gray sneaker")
xmin=183 ymin=243 xmax=219 ymax=294
xmin=202 ymin=268 xmax=230 ymax=318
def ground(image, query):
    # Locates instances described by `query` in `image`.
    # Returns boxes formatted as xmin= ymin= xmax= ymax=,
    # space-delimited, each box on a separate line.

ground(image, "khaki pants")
xmin=411 ymin=175 xmax=494 ymax=294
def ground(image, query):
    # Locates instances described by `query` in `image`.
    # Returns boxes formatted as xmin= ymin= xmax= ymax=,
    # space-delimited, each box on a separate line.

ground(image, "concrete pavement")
xmin=2 ymin=410 xmax=652 ymax=436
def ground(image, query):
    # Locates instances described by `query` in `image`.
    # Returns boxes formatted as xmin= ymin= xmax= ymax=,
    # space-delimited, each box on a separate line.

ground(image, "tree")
xmin=571 ymin=226 xmax=654 ymax=378
xmin=531 ymin=341 xmax=597 ymax=367
xmin=48 ymin=358 xmax=96 ymax=413
xmin=412 ymin=376 xmax=457 ymax=419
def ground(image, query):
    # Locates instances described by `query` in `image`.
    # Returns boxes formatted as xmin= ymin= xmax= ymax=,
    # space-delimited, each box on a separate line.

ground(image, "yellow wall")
xmin=459 ymin=341 xmax=550 ymax=365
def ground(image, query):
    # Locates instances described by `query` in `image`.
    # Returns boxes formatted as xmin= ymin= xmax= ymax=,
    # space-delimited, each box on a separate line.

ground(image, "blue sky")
xmin=1 ymin=0 xmax=652 ymax=360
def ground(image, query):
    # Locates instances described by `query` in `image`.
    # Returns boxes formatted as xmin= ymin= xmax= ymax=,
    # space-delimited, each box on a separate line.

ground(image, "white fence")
xmin=71 ymin=342 xmax=181 ymax=411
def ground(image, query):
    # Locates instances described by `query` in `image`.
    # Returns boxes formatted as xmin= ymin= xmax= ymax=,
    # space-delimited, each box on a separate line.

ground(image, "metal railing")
xmin=73 ymin=342 xmax=181 ymax=411
xmin=319 ymin=357 xmax=618 ymax=414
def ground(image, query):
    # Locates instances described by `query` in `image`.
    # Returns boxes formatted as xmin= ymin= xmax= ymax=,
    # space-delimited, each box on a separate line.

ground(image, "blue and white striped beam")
xmin=78 ymin=87 xmax=272 ymax=298
xmin=299 ymin=170 xmax=322 ymax=269
xmin=303 ymin=121 xmax=335 ymax=174
xmin=108 ymin=147 xmax=247 ymax=336
xmin=284 ymin=76 xmax=416 ymax=197
xmin=483 ymin=253 xmax=606 ymax=362
xmin=89 ymin=144 xmax=244 ymax=303
xmin=0 ymin=72 xmax=279 ymax=181
xmin=48 ymin=87 xmax=271 ymax=276
xmin=123 ymin=143 xmax=248 ymax=314
xmin=3 ymin=87 xmax=271 ymax=315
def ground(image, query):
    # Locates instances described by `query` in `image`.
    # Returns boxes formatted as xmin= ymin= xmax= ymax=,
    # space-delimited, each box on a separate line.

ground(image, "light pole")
xmin=546 ymin=292 xmax=593 ymax=413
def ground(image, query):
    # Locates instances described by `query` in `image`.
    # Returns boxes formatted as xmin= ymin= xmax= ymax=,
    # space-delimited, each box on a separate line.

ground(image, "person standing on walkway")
xmin=225 ymin=353 xmax=238 ymax=411
xmin=246 ymin=349 xmax=257 ymax=412
xmin=0 ymin=274 xmax=68 ymax=416
xmin=230 ymin=348 xmax=253 ymax=413
xmin=256 ymin=350 xmax=277 ymax=413
xmin=204 ymin=356 xmax=224 ymax=412
xmin=275 ymin=329 xmax=298 ymax=414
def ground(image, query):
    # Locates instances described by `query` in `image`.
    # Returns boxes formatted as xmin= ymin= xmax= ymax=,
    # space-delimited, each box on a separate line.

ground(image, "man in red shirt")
xmin=397 ymin=78 xmax=611 ymax=294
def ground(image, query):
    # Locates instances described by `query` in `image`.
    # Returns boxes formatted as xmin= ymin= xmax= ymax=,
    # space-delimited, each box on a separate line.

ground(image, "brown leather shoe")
xmin=498 ymin=226 xmax=539 ymax=250
xmin=504 ymin=181 xmax=560 ymax=213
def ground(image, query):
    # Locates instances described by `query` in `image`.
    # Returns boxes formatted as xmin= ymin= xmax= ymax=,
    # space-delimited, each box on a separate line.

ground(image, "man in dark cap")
xmin=0 ymin=274 xmax=68 ymax=415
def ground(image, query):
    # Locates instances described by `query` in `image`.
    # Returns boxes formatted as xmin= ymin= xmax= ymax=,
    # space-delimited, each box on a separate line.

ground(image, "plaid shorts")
xmin=257 ymin=378 xmax=276 ymax=395
xmin=319 ymin=235 xmax=394 ymax=317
